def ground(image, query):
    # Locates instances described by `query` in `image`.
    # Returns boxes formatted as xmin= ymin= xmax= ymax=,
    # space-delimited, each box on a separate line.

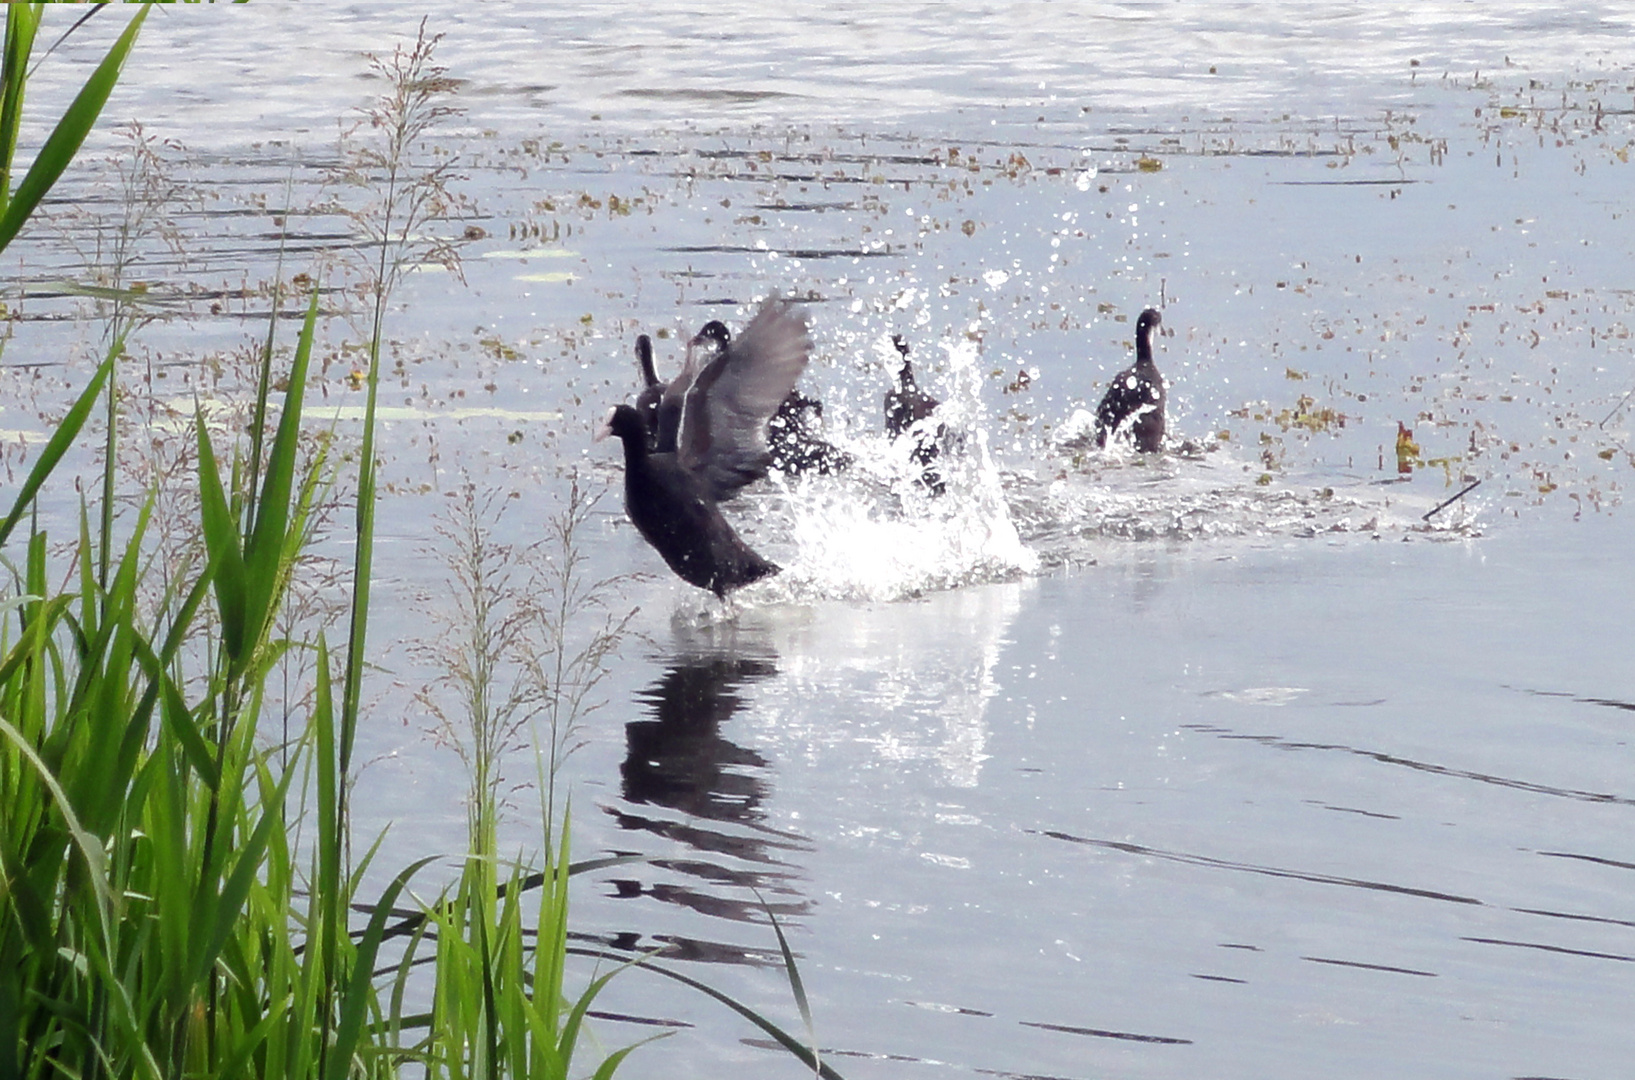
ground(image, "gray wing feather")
xmin=656 ymin=338 xmax=709 ymax=454
xmin=680 ymin=298 xmax=812 ymax=501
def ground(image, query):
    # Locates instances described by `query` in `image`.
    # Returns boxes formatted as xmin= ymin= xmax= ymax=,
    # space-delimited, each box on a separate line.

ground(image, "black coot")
xmin=883 ymin=334 xmax=939 ymax=436
xmin=637 ymin=308 xmax=843 ymax=482
xmin=767 ymin=390 xmax=853 ymax=476
xmin=601 ymin=297 xmax=811 ymax=596
xmin=651 ymin=300 xmax=811 ymax=500
xmin=1093 ymin=308 xmax=1165 ymax=453
xmin=883 ymin=334 xmax=949 ymax=494
xmin=598 ymin=404 xmax=781 ymax=598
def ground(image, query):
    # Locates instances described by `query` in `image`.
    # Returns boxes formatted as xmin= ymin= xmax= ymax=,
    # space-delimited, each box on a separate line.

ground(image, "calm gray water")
xmin=6 ymin=4 xmax=1635 ymax=1078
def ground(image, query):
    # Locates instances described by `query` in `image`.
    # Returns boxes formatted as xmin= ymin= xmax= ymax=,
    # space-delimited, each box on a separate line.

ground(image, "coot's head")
xmin=1137 ymin=308 xmax=1162 ymax=338
xmin=683 ymin=319 xmax=730 ymax=372
xmin=595 ymin=403 xmax=648 ymax=448
xmin=694 ymin=318 xmax=730 ymax=352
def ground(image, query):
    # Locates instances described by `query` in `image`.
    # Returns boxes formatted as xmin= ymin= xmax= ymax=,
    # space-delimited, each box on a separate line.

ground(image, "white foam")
xmin=748 ymin=339 xmax=1040 ymax=604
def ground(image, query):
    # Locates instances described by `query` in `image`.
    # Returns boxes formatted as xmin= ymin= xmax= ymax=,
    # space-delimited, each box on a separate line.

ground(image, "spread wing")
xmin=655 ymin=331 xmax=713 ymax=455
xmin=678 ymin=297 xmax=812 ymax=501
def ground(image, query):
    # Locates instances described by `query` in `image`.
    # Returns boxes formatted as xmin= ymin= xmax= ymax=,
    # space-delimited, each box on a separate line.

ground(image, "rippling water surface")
xmin=7 ymin=4 xmax=1635 ymax=1077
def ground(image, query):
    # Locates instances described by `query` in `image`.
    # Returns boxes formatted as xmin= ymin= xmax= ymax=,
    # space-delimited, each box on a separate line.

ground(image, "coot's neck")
xmin=899 ymin=360 xmax=917 ymax=390
xmin=654 ymin=400 xmax=681 ymax=455
xmin=1136 ymin=323 xmax=1157 ymax=368
xmin=637 ymin=335 xmax=659 ymax=387
xmin=616 ymin=423 xmax=650 ymax=467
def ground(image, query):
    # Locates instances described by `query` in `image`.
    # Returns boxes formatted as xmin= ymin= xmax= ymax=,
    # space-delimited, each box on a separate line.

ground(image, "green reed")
xmin=0 ymin=296 xmax=352 ymax=1076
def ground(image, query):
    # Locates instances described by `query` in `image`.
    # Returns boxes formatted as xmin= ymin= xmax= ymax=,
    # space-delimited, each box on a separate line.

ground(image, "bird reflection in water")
xmin=605 ymin=653 xmax=811 ymax=934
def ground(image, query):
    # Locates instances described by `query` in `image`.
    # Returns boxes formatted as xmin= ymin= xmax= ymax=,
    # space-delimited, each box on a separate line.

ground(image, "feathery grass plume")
xmin=327 ymin=18 xmax=473 ymax=306
xmin=414 ymin=479 xmax=638 ymax=855
xmin=53 ymin=123 xmax=200 ymax=592
xmin=324 ymin=15 xmax=476 ymax=870
xmin=54 ymin=122 xmax=193 ymax=341
xmin=526 ymin=474 xmax=641 ymax=844
xmin=401 ymin=474 xmax=641 ymax=1075
xmin=414 ymin=483 xmax=542 ymax=863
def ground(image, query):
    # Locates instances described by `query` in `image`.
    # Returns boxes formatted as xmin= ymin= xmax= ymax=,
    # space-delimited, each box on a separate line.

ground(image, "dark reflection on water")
xmin=1017 ymin=1020 xmax=1193 ymax=1046
xmin=1510 ymin=684 xmax=1635 ymax=714
xmin=623 ymin=655 xmax=778 ymax=824
xmin=1459 ymin=936 xmax=1635 ymax=964
xmin=601 ymin=651 xmax=812 ymax=932
xmin=1510 ymin=906 xmax=1635 ymax=930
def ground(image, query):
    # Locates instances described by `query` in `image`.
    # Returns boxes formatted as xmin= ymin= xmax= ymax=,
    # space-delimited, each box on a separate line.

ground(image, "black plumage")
xmin=768 ymin=391 xmax=852 ymax=476
xmin=1093 ymin=307 xmax=1165 ymax=453
xmin=601 ymin=298 xmax=812 ymax=597
xmin=633 ymin=307 xmax=845 ymax=479
xmin=599 ymin=404 xmax=780 ymax=599
xmin=883 ymin=334 xmax=949 ymax=494
xmin=633 ymin=333 xmax=664 ymax=447
xmin=883 ymin=334 xmax=939 ymax=436
xmin=653 ymin=301 xmax=811 ymax=501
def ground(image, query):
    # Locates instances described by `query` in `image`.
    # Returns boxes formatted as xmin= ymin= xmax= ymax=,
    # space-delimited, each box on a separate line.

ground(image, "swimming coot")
xmin=768 ymin=390 xmax=853 ymax=476
xmin=883 ymin=334 xmax=950 ymax=494
xmin=1093 ymin=308 xmax=1165 ymax=453
xmin=597 ymin=404 xmax=781 ymax=598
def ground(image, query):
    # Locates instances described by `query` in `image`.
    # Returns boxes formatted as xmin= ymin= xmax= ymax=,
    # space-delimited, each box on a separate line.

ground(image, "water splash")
xmin=693 ymin=328 xmax=1486 ymax=616
xmin=744 ymin=338 xmax=1040 ymax=604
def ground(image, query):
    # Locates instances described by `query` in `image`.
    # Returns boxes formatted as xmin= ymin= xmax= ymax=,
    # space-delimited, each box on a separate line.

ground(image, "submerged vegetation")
xmin=0 ymin=12 xmax=838 ymax=1078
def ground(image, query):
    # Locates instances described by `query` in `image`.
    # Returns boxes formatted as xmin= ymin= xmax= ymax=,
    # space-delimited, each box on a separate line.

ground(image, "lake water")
xmin=7 ymin=4 xmax=1635 ymax=1078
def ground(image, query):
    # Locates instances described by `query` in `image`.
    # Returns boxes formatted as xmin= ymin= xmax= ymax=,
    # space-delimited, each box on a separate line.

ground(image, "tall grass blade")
xmin=566 ymin=948 xmax=849 ymax=1080
xmin=326 ymin=856 xmax=438 ymax=1080
xmin=0 ymin=4 xmax=147 ymax=255
xmin=556 ymin=959 xmax=641 ymax=1069
xmin=0 ymin=6 xmax=40 ymax=213
xmin=592 ymin=1040 xmax=666 ymax=1080
xmin=194 ymin=409 xmax=249 ymax=668
xmin=242 ymin=171 xmax=300 ymax=511
xmin=154 ymin=662 xmax=217 ymax=791
xmin=0 ymin=592 xmax=68 ymax=688
xmin=213 ymin=1007 xmax=283 ymax=1080
xmin=197 ymin=758 xmax=299 ymax=990
xmin=0 ymin=339 xmax=116 ymax=550
xmin=760 ymin=892 xmax=820 ymax=1074
xmin=243 ymin=290 xmax=318 ymax=626
xmin=314 ymin=635 xmax=339 ymax=950
xmin=0 ymin=714 xmax=115 ymax=935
